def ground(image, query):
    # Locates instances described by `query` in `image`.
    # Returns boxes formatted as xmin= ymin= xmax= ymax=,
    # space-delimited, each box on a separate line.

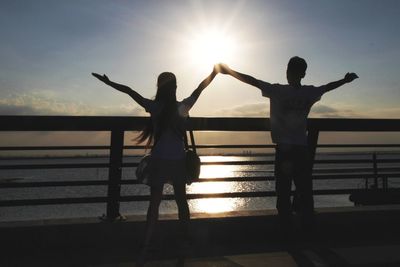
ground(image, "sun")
xmin=188 ymin=28 xmax=237 ymax=67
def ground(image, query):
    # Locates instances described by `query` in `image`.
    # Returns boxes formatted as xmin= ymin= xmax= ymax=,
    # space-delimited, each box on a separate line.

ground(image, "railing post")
xmin=373 ymin=152 xmax=378 ymax=189
xmin=104 ymin=129 xmax=124 ymax=221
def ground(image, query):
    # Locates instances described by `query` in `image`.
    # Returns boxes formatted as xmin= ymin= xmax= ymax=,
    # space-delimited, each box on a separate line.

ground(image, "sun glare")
xmin=188 ymin=29 xmax=237 ymax=67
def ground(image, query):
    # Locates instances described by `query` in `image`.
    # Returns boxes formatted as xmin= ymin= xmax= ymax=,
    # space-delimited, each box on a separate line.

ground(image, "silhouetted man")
xmin=217 ymin=58 xmax=358 ymax=232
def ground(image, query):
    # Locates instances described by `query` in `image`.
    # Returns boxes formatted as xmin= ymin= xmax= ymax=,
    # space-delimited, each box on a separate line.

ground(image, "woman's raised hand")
xmin=92 ymin=73 xmax=110 ymax=84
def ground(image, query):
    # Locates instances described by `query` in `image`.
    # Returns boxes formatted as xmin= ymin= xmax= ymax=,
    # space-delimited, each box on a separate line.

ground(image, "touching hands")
xmin=215 ymin=63 xmax=231 ymax=74
xmin=344 ymin=72 xmax=359 ymax=83
xmin=92 ymin=73 xmax=110 ymax=84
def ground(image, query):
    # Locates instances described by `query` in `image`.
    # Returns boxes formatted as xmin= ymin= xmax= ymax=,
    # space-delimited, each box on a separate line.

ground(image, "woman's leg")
xmin=143 ymin=184 xmax=164 ymax=248
xmin=137 ymin=184 xmax=163 ymax=267
xmin=173 ymin=181 xmax=190 ymax=239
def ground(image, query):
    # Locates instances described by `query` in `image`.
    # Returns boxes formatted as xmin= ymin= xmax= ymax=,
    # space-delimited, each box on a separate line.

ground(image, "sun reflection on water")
xmin=187 ymin=157 xmax=245 ymax=213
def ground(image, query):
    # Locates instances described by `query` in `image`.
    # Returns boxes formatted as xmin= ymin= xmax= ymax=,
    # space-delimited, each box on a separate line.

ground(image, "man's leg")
xmin=275 ymin=144 xmax=294 ymax=228
xmin=293 ymin=146 xmax=315 ymax=229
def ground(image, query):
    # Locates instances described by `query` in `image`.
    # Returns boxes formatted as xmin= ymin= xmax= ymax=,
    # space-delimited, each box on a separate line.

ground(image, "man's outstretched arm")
xmin=217 ymin=63 xmax=266 ymax=89
xmin=324 ymin=72 xmax=358 ymax=92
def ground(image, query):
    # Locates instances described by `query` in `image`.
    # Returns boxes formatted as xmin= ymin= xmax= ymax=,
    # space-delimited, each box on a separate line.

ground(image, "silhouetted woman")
xmin=92 ymin=67 xmax=217 ymax=266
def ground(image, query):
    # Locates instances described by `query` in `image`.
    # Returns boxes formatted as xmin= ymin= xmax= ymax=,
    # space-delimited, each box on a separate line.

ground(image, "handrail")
xmin=0 ymin=116 xmax=400 ymax=220
xmin=1 ymin=116 xmax=400 ymax=131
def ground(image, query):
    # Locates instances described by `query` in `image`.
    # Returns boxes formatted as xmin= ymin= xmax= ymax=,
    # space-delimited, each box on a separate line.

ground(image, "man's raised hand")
xmin=344 ymin=72 xmax=359 ymax=83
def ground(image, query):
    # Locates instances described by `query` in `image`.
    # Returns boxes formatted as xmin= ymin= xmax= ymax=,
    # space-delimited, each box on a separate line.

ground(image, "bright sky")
xmin=1 ymin=0 xmax=399 ymax=119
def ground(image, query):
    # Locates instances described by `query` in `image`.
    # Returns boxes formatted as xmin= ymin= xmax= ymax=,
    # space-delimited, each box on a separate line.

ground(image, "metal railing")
xmin=0 ymin=116 xmax=400 ymax=220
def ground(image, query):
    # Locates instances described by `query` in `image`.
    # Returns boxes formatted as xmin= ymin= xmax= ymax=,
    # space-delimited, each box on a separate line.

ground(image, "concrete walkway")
xmin=2 ymin=206 xmax=400 ymax=267
xmin=7 ymin=243 xmax=399 ymax=267
xmin=94 ymin=244 xmax=400 ymax=267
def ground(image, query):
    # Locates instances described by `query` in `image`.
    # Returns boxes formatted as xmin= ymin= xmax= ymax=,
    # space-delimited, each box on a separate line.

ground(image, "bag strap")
xmin=183 ymin=115 xmax=197 ymax=153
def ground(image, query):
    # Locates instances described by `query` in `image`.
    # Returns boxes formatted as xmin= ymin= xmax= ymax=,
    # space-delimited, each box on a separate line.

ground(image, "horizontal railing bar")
xmin=121 ymin=174 xmax=399 ymax=184
xmin=2 ymin=188 xmax=400 ymax=207
xmin=125 ymin=159 xmax=400 ymax=166
xmin=313 ymin=189 xmax=361 ymax=195
xmin=0 ymin=146 xmax=111 ymax=151
xmin=121 ymin=192 xmax=278 ymax=201
xmin=199 ymin=159 xmax=400 ymax=165
xmin=0 ymin=175 xmax=369 ymax=188
xmin=0 ymin=193 xmax=280 ymax=206
xmin=0 ymin=197 xmax=108 ymax=207
xmin=315 ymin=159 xmax=400 ymax=164
xmin=3 ymin=172 xmax=400 ymax=188
xmin=121 ymin=189 xmax=370 ymax=201
xmin=194 ymin=160 xmax=273 ymax=165
xmin=377 ymin=168 xmax=400 ymax=172
xmin=313 ymin=167 xmax=400 ymax=173
xmin=2 ymin=144 xmax=400 ymax=151
xmin=312 ymin=173 xmax=400 ymax=179
xmin=0 ymin=161 xmax=269 ymax=170
xmin=2 ymin=172 xmax=400 ymax=188
xmin=150 ymin=145 xmax=400 ymax=151
xmin=0 ymin=163 xmax=110 ymax=170
xmin=0 ymin=162 xmax=154 ymax=170
xmin=182 ymin=144 xmax=275 ymax=149
xmin=120 ymin=177 xmax=273 ymax=184
xmin=0 ymin=145 xmax=147 ymax=151
xmin=162 ymin=144 xmax=400 ymax=149
xmin=124 ymin=160 xmax=388 ymax=168
xmin=0 ymin=180 xmax=109 ymax=188
xmin=317 ymin=144 xmax=400 ymax=148
xmin=1 ymin=158 xmax=399 ymax=170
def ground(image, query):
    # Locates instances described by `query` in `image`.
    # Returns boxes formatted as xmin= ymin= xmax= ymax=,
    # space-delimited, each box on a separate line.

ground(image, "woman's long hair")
xmin=136 ymin=72 xmax=177 ymax=148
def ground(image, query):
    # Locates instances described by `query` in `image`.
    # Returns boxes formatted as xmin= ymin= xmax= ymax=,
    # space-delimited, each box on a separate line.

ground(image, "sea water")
xmin=0 ymin=153 xmax=399 ymax=222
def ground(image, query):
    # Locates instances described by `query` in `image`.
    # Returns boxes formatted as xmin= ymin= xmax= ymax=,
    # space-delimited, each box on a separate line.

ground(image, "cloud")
xmin=310 ymin=104 xmax=364 ymax=118
xmin=311 ymin=105 xmax=338 ymax=114
xmin=366 ymin=107 xmax=400 ymax=119
xmin=0 ymin=92 xmax=146 ymax=116
xmin=213 ymin=102 xmax=269 ymax=117
xmin=0 ymin=103 xmax=38 ymax=115
xmin=212 ymin=102 xmax=365 ymax=119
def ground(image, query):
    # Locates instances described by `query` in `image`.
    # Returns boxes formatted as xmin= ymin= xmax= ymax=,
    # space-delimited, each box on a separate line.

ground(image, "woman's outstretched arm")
xmin=190 ymin=66 xmax=218 ymax=102
xmin=92 ymin=73 xmax=147 ymax=108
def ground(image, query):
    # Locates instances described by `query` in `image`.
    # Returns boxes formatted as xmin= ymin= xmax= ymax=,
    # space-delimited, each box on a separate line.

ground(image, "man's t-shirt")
xmin=258 ymin=81 xmax=326 ymax=145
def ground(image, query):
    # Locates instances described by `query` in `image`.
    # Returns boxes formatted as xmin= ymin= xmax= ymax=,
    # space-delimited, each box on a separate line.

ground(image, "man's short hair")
xmin=287 ymin=56 xmax=307 ymax=75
